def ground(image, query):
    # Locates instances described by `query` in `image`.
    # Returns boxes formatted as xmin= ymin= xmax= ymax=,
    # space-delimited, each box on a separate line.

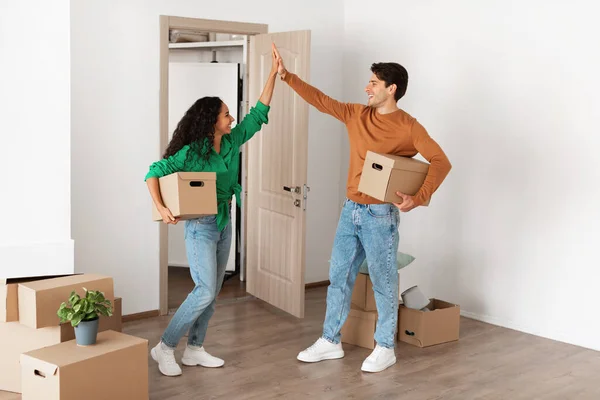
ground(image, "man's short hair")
xmin=371 ymin=62 xmax=409 ymax=101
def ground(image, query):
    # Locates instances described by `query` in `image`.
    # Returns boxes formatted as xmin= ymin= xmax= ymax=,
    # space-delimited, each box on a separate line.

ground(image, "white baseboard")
xmin=460 ymin=310 xmax=600 ymax=352
xmin=0 ymin=240 xmax=74 ymax=279
xmin=168 ymin=262 xmax=189 ymax=268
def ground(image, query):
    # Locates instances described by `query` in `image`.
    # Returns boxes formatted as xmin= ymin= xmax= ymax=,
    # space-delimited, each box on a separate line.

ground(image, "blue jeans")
xmin=322 ymin=199 xmax=400 ymax=349
xmin=161 ymin=215 xmax=232 ymax=348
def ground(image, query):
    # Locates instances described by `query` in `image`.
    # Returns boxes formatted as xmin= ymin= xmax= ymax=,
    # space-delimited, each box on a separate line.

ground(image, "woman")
xmin=145 ymin=43 xmax=280 ymax=377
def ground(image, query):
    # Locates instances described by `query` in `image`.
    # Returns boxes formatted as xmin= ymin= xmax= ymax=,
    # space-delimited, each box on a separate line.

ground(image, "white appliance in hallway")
xmin=167 ymin=62 xmax=240 ymax=272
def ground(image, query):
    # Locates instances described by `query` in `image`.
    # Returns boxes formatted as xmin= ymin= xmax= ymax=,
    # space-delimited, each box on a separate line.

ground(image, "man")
xmin=273 ymin=45 xmax=452 ymax=373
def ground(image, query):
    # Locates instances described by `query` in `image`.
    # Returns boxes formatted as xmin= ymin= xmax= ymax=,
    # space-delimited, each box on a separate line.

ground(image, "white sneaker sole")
xmin=181 ymin=357 xmax=224 ymax=368
xmin=151 ymin=347 xmax=183 ymax=377
xmin=297 ymin=349 xmax=345 ymax=363
xmin=361 ymin=357 xmax=397 ymax=373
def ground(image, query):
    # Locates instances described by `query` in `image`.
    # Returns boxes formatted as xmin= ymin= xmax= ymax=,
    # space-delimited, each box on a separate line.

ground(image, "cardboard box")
xmin=0 ymin=323 xmax=67 ymax=393
xmin=341 ymin=305 xmax=377 ymax=349
xmin=398 ymin=299 xmax=460 ymax=348
xmin=351 ymin=272 xmax=400 ymax=312
xmin=18 ymin=274 xmax=114 ymax=329
xmin=358 ymin=151 xmax=430 ymax=205
xmin=351 ymin=273 xmax=377 ymax=311
xmin=1 ymin=275 xmax=73 ymax=323
xmin=0 ymin=279 xmax=18 ymax=323
xmin=0 ymin=298 xmax=122 ymax=394
xmin=21 ymin=331 xmax=149 ymax=400
xmin=152 ymin=172 xmax=217 ymax=221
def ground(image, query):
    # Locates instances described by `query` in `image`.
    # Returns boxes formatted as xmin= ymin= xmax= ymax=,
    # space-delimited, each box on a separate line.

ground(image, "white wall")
xmin=71 ymin=0 xmax=345 ymax=314
xmin=344 ymin=0 xmax=600 ymax=351
xmin=0 ymin=0 xmax=73 ymax=279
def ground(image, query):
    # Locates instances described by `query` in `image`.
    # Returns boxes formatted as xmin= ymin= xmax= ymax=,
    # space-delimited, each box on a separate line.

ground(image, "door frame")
xmin=158 ymin=16 xmax=268 ymax=315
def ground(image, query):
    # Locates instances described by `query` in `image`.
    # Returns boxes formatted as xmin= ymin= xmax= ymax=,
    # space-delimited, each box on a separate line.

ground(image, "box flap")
xmin=177 ymin=172 xmax=216 ymax=182
xmin=18 ymin=274 xmax=110 ymax=291
xmin=431 ymin=299 xmax=459 ymax=310
xmin=1 ymin=274 xmax=76 ymax=286
xmin=20 ymin=354 xmax=59 ymax=377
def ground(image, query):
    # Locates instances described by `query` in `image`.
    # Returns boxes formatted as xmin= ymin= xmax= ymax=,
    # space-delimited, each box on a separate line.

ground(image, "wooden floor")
xmin=3 ymin=284 xmax=600 ymax=399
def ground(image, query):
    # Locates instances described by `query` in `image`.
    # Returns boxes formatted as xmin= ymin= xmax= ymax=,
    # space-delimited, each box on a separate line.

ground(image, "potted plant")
xmin=57 ymin=288 xmax=113 ymax=346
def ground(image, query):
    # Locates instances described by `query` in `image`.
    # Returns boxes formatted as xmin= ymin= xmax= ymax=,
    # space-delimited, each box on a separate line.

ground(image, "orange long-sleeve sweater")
xmin=283 ymin=72 xmax=451 ymax=206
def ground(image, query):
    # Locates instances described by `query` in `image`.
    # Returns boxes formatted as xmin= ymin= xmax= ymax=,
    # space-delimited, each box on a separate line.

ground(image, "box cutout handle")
xmin=405 ymin=330 xmax=415 ymax=336
xmin=372 ymin=163 xmax=383 ymax=171
xmin=189 ymin=181 xmax=205 ymax=187
xmin=34 ymin=370 xmax=46 ymax=378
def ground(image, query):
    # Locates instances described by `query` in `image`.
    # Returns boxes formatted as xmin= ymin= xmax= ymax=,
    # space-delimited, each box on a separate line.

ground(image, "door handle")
xmin=283 ymin=186 xmax=300 ymax=194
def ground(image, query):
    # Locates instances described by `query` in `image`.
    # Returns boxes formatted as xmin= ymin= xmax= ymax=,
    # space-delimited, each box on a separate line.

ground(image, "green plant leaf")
xmin=85 ymin=312 xmax=98 ymax=321
xmin=71 ymin=313 xmax=84 ymax=327
xmin=60 ymin=287 xmax=114 ymax=325
xmin=95 ymin=304 xmax=111 ymax=317
xmin=69 ymin=291 xmax=81 ymax=307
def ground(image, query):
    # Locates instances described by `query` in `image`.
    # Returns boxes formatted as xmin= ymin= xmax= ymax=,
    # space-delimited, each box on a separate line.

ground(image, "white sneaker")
xmin=297 ymin=338 xmax=345 ymax=363
xmin=181 ymin=345 xmax=224 ymax=368
xmin=151 ymin=342 xmax=182 ymax=377
xmin=361 ymin=345 xmax=397 ymax=373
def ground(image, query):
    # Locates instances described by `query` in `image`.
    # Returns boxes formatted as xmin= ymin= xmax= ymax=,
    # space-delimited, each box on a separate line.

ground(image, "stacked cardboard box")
xmin=341 ymin=273 xmax=399 ymax=349
xmin=0 ymin=274 xmax=125 ymax=395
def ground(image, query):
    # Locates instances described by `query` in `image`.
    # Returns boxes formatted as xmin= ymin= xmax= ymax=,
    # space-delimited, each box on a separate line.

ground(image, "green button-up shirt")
xmin=145 ymin=101 xmax=270 ymax=231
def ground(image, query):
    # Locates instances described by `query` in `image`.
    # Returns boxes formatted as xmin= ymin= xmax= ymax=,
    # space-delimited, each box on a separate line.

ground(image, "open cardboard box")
xmin=18 ymin=274 xmax=114 ymax=329
xmin=398 ymin=299 xmax=460 ymax=348
xmin=1 ymin=275 xmax=73 ymax=323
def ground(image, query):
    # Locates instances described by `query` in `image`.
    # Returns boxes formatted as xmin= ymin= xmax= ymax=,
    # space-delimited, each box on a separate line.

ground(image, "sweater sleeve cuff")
xmin=144 ymin=171 xmax=159 ymax=181
xmin=413 ymin=191 xmax=427 ymax=207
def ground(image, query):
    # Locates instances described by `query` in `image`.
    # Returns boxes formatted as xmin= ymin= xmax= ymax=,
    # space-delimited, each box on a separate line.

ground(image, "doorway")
xmin=166 ymin=32 xmax=247 ymax=312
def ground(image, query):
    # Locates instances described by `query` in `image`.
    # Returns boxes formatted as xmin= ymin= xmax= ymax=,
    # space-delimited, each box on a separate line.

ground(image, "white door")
xmin=168 ymin=62 xmax=239 ymax=272
xmin=246 ymin=31 xmax=311 ymax=318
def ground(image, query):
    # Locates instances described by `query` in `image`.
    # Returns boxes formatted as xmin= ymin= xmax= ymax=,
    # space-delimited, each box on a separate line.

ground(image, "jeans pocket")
xmin=367 ymin=204 xmax=392 ymax=218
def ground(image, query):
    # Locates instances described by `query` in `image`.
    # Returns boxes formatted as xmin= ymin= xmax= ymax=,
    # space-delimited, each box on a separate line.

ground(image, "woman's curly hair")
xmin=163 ymin=96 xmax=223 ymax=166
